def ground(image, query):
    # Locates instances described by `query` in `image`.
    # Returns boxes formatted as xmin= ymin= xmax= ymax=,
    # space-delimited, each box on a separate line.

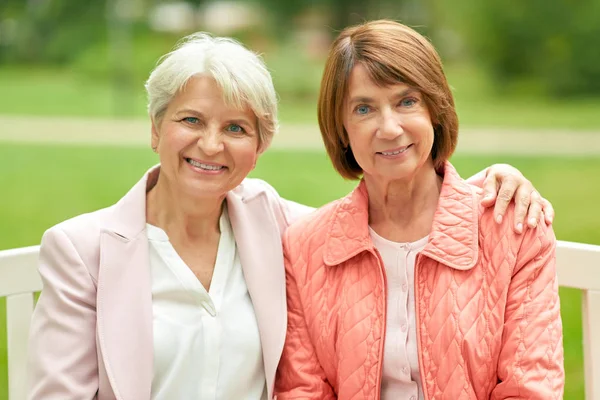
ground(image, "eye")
xmin=226 ymin=124 xmax=245 ymax=134
xmin=400 ymin=97 xmax=418 ymax=107
xmin=355 ymin=105 xmax=371 ymax=115
xmin=182 ymin=117 xmax=199 ymax=124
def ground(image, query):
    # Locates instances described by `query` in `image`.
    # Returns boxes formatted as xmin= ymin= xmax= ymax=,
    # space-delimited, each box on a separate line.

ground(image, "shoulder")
xmin=236 ymin=177 xmax=278 ymax=198
xmin=49 ymin=206 xmax=112 ymax=243
xmin=235 ymin=178 xmax=315 ymax=226
xmin=477 ymin=199 xmax=556 ymax=270
xmin=284 ymin=196 xmax=341 ymax=247
xmin=442 ymin=163 xmax=557 ymax=271
xmin=41 ymin=206 xmax=113 ymax=272
xmin=234 ymin=177 xmax=286 ymax=206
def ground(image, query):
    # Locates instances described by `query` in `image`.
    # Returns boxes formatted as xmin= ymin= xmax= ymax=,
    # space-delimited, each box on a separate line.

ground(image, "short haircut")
xmin=318 ymin=20 xmax=459 ymax=179
xmin=145 ymin=33 xmax=278 ymax=152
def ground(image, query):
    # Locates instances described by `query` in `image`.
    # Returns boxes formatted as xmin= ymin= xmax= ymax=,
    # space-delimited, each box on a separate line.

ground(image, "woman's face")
xmin=342 ymin=63 xmax=435 ymax=184
xmin=151 ymin=75 xmax=259 ymax=200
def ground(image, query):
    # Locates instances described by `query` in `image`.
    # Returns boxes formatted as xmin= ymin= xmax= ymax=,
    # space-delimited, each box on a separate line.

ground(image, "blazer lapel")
xmin=98 ymin=233 xmax=153 ymax=400
xmin=95 ymin=168 xmax=287 ymax=400
xmin=97 ymin=166 xmax=158 ymax=400
xmin=227 ymin=191 xmax=287 ymax=400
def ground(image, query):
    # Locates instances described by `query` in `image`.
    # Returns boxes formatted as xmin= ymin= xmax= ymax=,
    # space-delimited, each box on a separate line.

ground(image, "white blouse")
xmin=370 ymin=227 xmax=428 ymax=400
xmin=147 ymin=206 xmax=267 ymax=400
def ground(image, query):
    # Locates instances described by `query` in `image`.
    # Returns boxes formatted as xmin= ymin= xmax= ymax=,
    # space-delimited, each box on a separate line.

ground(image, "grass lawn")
xmin=2 ymin=64 xmax=600 ymax=130
xmin=1 ymin=143 xmax=598 ymax=399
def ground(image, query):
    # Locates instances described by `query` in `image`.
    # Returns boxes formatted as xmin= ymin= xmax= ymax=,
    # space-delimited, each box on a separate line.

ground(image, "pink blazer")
xmin=26 ymin=165 xmax=312 ymax=400
xmin=276 ymin=162 xmax=564 ymax=399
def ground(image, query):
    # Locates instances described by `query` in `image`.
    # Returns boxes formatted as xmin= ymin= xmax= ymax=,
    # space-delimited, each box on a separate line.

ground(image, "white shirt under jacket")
xmin=146 ymin=205 xmax=267 ymax=400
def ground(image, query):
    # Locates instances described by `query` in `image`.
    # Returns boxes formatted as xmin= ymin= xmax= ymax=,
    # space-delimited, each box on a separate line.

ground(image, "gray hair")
xmin=145 ymin=33 xmax=278 ymax=152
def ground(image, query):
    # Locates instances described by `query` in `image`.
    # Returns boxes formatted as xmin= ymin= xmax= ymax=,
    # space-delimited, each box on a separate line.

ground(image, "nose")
xmin=197 ymin=127 xmax=224 ymax=155
xmin=376 ymin=109 xmax=404 ymax=140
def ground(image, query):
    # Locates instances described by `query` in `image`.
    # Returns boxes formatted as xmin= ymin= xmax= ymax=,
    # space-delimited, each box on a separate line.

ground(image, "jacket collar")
xmin=104 ymin=165 xmax=159 ymax=240
xmin=99 ymin=165 xmax=283 ymax=400
xmin=323 ymin=161 xmax=480 ymax=270
xmin=104 ymin=164 xmax=268 ymax=240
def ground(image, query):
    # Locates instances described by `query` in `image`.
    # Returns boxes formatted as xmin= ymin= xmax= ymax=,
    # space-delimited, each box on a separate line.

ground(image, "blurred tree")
xmin=1 ymin=0 xmax=107 ymax=64
xmin=329 ymin=0 xmax=372 ymax=33
xmin=471 ymin=0 xmax=600 ymax=97
xmin=260 ymin=0 xmax=405 ymax=37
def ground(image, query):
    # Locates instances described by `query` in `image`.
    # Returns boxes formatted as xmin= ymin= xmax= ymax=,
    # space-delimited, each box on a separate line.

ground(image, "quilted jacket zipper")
xmin=372 ymin=248 xmax=428 ymax=400
xmin=414 ymin=252 xmax=428 ymax=400
xmin=370 ymin=247 xmax=388 ymax=400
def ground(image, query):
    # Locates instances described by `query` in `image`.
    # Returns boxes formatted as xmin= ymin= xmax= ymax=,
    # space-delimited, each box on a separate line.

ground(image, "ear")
xmin=151 ymin=118 xmax=160 ymax=152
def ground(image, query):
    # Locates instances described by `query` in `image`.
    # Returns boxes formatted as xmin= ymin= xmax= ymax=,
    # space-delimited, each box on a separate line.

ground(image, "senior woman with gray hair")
xmin=26 ymin=33 xmax=552 ymax=400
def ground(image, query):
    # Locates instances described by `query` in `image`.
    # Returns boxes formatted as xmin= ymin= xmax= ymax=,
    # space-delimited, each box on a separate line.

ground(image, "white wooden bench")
xmin=0 ymin=246 xmax=41 ymax=400
xmin=556 ymin=240 xmax=600 ymax=399
xmin=1 ymin=240 xmax=600 ymax=399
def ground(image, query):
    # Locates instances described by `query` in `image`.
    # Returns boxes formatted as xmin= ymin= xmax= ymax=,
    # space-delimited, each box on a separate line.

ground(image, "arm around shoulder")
xmin=491 ymin=222 xmax=564 ymax=398
xmin=27 ymin=227 xmax=99 ymax=399
xmin=279 ymin=198 xmax=315 ymax=226
xmin=254 ymin=178 xmax=315 ymax=227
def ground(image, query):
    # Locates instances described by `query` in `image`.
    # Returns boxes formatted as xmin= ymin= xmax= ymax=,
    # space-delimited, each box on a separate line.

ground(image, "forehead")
xmin=170 ymin=75 xmax=255 ymax=117
xmin=346 ymin=63 xmax=413 ymax=97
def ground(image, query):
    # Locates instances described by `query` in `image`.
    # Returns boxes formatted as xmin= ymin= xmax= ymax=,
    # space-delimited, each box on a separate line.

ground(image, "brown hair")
xmin=318 ymin=19 xmax=459 ymax=180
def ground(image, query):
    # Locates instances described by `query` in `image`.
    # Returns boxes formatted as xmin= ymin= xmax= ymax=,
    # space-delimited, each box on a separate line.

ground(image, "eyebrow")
xmin=175 ymin=108 xmax=206 ymax=118
xmin=347 ymin=87 xmax=419 ymax=106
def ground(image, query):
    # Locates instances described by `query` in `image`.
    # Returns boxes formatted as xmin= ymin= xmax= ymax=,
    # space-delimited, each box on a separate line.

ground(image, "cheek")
xmin=346 ymin=121 xmax=367 ymax=147
xmin=346 ymin=124 xmax=373 ymax=160
xmin=230 ymin=140 xmax=259 ymax=169
xmin=411 ymin=116 xmax=435 ymax=142
xmin=161 ymin=125 xmax=189 ymax=148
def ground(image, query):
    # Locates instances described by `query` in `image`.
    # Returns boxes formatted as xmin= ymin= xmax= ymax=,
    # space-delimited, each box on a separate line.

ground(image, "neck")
xmin=366 ymin=160 xmax=442 ymax=241
xmin=146 ymin=174 xmax=224 ymax=241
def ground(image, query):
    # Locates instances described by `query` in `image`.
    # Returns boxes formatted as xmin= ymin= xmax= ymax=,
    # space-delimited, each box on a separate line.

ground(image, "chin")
xmin=185 ymin=181 xmax=228 ymax=199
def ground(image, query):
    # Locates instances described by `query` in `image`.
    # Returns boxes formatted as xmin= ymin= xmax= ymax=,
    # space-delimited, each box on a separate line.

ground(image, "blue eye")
xmin=227 ymin=124 xmax=245 ymax=133
xmin=356 ymin=105 xmax=370 ymax=115
xmin=401 ymin=98 xmax=418 ymax=107
xmin=182 ymin=117 xmax=199 ymax=124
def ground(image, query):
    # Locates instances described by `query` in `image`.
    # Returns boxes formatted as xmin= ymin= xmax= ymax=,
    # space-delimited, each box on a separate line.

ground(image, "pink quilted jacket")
xmin=275 ymin=162 xmax=564 ymax=399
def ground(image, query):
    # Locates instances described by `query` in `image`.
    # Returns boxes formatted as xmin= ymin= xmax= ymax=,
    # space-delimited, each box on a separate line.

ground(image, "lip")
xmin=184 ymin=157 xmax=228 ymax=175
xmin=185 ymin=157 xmax=225 ymax=167
xmin=376 ymin=144 xmax=413 ymax=158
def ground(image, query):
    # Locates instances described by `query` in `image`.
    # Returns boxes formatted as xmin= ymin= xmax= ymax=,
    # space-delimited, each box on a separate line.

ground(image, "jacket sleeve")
xmin=279 ymin=198 xmax=315 ymax=226
xmin=27 ymin=227 xmax=99 ymax=400
xmin=491 ymin=222 xmax=564 ymax=399
xmin=274 ymin=232 xmax=336 ymax=400
xmin=254 ymin=178 xmax=315 ymax=229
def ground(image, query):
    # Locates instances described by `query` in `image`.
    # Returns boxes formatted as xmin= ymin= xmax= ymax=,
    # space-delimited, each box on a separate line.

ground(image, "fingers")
xmin=542 ymin=198 xmax=555 ymax=224
xmin=480 ymin=174 xmax=498 ymax=207
xmin=493 ymin=177 xmax=519 ymax=225
xmin=525 ymin=190 xmax=543 ymax=229
xmin=511 ymin=183 xmax=534 ymax=233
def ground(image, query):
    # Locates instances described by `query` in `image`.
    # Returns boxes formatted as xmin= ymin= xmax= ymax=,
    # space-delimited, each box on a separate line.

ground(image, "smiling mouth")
xmin=377 ymin=145 xmax=412 ymax=156
xmin=185 ymin=158 xmax=226 ymax=171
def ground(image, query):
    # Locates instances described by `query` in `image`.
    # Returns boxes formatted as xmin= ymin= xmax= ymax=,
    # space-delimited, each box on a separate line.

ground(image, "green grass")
xmin=1 ymin=143 xmax=597 ymax=399
xmin=0 ymin=65 xmax=319 ymax=124
xmin=447 ymin=64 xmax=600 ymax=131
xmin=2 ymin=63 xmax=600 ymax=129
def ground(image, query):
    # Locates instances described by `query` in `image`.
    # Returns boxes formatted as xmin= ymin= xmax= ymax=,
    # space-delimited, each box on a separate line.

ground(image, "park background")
xmin=1 ymin=0 xmax=599 ymax=398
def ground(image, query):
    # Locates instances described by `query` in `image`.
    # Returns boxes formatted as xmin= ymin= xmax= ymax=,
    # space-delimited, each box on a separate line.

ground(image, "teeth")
xmin=381 ymin=147 xmax=408 ymax=156
xmin=187 ymin=158 xmax=224 ymax=170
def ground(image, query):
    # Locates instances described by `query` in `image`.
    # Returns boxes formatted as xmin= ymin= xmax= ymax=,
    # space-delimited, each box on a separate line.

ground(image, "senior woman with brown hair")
xmin=276 ymin=20 xmax=564 ymax=399
xmin=27 ymin=30 xmax=552 ymax=400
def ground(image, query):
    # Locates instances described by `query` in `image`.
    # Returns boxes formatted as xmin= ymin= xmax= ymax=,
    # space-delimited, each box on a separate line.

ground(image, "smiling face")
xmin=151 ymin=75 xmax=260 ymax=200
xmin=342 ymin=63 xmax=435 ymax=185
